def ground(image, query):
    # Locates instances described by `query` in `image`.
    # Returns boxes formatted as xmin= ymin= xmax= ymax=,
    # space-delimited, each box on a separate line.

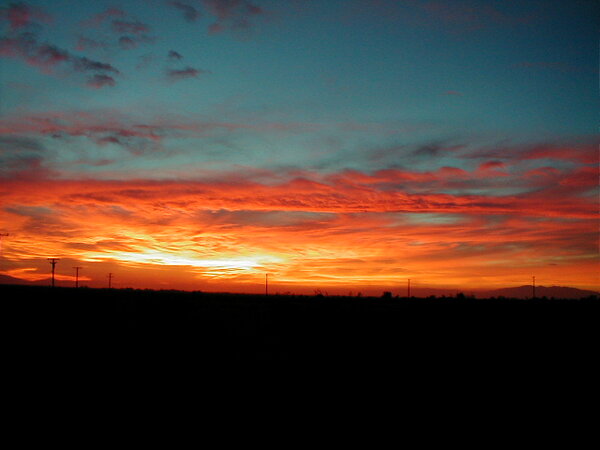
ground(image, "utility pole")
xmin=265 ymin=273 xmax=268 ymax=296
xmin=47 ymin=258 xmax=60 ymax=287
xmin=532 ymin=276 xmax=536 ymax=299
xmin=407 ymin=278 xmax=411 ymax=298
xmin=73 ymin=266 xmax=82 ymax=288
xmin=108 ymin=273 xmax=113 ymax=289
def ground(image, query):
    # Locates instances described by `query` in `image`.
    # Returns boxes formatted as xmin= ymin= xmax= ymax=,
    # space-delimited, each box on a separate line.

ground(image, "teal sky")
xmin=1 ymin=0 xmax=597 ymax=179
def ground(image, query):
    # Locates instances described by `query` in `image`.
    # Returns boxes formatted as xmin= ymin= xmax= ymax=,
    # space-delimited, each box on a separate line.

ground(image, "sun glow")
xmin=81 ymin=248 xmax=283 ymax=272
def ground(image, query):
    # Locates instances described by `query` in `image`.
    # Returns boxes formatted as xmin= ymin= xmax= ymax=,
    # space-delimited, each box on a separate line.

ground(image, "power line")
xmin=47 ymin=258 xmax=60 ymax=287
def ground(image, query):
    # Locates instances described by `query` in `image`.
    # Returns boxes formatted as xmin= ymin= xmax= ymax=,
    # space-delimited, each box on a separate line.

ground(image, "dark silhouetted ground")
xmin=2 ymin=284 xmax=597 ymax=368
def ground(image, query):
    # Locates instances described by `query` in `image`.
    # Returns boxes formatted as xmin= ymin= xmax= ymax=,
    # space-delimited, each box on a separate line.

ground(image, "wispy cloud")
xmin=80 ymin=7 xmax=125 ymax=28
xmin=0 ymin=32 xmax=119 ymax=85
xmin=168 ymin=50 xmax=183 ymax=60
xmin=166 ymin=66 xmax=209 ymax=81
xmin=87 ymin=74 xmax=116 ymax=89
xmin=1 ymin=162 xmax=596 ymax=290
xmin=75 ymin=36 xmax=109 ymax=51
xmin=203 ymin=0 xmax=264 ymax=34
xmin=0 ymin=1 xmax=52 ymax=31
xmin=167 ymin=1 xmax=201 ymax=23
xmin=111 ymin=19 xmax=151 ymax=35
xmin=1 ymin=3 xmax=119 ymax=88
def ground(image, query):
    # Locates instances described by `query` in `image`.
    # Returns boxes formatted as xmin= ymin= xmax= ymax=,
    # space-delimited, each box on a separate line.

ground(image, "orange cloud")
xmin=1 ymin=165 xmax=597 ymax=293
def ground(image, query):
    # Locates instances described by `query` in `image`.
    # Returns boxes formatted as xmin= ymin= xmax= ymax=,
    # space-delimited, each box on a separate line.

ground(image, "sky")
xmin=0 ymin=0 xmax=598 ymax=294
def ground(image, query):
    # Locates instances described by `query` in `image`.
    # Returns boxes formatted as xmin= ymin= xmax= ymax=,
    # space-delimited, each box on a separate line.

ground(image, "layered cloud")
xmin=1 ymin=2 xmax=596 ymax=292
xmin=165 ymin=0 xmax=265 ymax=34
xmin=1 ymin=165 xmax=597 ymax=291
xmin=166 ymin=66 xmax=209 ymax=80
xmin=2 ymin=105 xmax=595 ymax=290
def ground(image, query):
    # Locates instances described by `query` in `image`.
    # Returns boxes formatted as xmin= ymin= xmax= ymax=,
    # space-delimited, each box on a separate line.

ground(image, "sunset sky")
xmin=0 ymin=0 xmax=598 ymax=294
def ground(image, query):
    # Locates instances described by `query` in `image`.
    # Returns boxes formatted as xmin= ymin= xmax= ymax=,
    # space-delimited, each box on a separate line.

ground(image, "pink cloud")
xmin=166 ymin=66 xmax=210 ymax=81
xmin=202 ymin=0 xmax=265 ymax=34
xmin=87 ymin=74 xmax=116 ymax=89
xmin=0 ymin=1 xmax=52 ymax=30
xmin=80 ymin=8 xmax=126 ymax=28
xmin=520 ymin=144 xmax=599 ymax=164
xmin=478 ymin=161 xmax=506 ymax=171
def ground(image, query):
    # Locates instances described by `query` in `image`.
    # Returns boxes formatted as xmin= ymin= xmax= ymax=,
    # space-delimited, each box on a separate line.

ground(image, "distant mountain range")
xmin=0 ymin=274 xmax=57 ymax=287
xmin=0 ymin=275 xmax=597 ymax=299
xmin=481 ymin=285 xmax=599 ymax=299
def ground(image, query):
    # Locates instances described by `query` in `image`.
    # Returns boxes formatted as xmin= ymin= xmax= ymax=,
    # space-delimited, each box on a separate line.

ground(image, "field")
xmin=2 ymin=284 xmax=597 ymax=367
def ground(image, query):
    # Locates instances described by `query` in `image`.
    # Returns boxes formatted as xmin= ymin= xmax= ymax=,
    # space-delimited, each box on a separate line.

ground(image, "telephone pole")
xmin=73 ymin=266 xmax=82 ymax=288
xmin=47 ymin=258 xmax=60 ymax=287
xmin=265 ymin=273 xmax=268 ymax=296
xmin=532 ymin=276 xmax=536 ymax=299
xmin=407 ymin=278 xmax=411 ymax=298
xmin=108 ymin=273 xmax=113 ymax=289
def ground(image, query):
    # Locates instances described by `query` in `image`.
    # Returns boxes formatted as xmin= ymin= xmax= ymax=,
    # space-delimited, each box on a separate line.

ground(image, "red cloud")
xmin=1 ymin=170 xmax=596 ymax=292
xmin=478 ymin=161 xmax=505 ymax=171
xmin=1 ymin=169 xmax=596 ymax=219
xmin=202 ymin=0 xmax=264 ymax=34
xmin=0 ymin=1 xmax=52 ymax=30
xmin=81 ymin=8 xmax=125 ymax=28
xmin=520 ymin=144 xmax=598 ymax=164
xmin=111 ymin=20 xmax=151 ymax=35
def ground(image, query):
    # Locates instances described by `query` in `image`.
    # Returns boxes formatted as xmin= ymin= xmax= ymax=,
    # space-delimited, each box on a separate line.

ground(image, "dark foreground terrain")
xmin=2 ymin=284 xmax=597 ymax=367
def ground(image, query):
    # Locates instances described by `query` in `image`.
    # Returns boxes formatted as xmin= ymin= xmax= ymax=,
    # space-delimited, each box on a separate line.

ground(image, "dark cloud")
xmin=513 ymin=61 xmax=576 ymax=72
xmin=118 ymin=33 xmax=154 ymax=49
xmin=111 ymin=19 xmax=151 ymax=35
xmin=76 ymin=36 xmax=109 ymax=51
xmin=73 ymin=55 xmax=119 ymax=73
xmin=463 ymin=140 xmax=598 ymax=165
xmin=0 ymin=135 xmax=44 ymax=153
xmin=409 ymin=141 xmax=466 ymax=159
xmin=0 ymin=1 xmax=50 ymax=31
xmin=168 ymin=50 xmax=183 ymax=60
xmin=0 ymin=31 xmax=119 ymax=87
xmin=167 ymin=1 xmax=201 ymax=23
xmin=81 ymin=8 xmax=125 ymax=28
xmin=166 ymin=66 xmax=209 ymax=81
xmin=201 ymin=0 xmax=264 ymax=33
xmin=0 ymin=2 xmax=31 ymax=30
xmin=0 ymin=154 xmax=55 ymax=180
xmin=118 ymin=36 xmax=136 ymax=49
xmin=87 ymin=74 xmax=116 ymax=89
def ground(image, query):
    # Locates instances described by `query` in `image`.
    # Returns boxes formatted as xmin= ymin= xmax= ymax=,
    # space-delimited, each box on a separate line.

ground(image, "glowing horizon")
xmin=1 ymin=1 xmax=598 ymax=294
